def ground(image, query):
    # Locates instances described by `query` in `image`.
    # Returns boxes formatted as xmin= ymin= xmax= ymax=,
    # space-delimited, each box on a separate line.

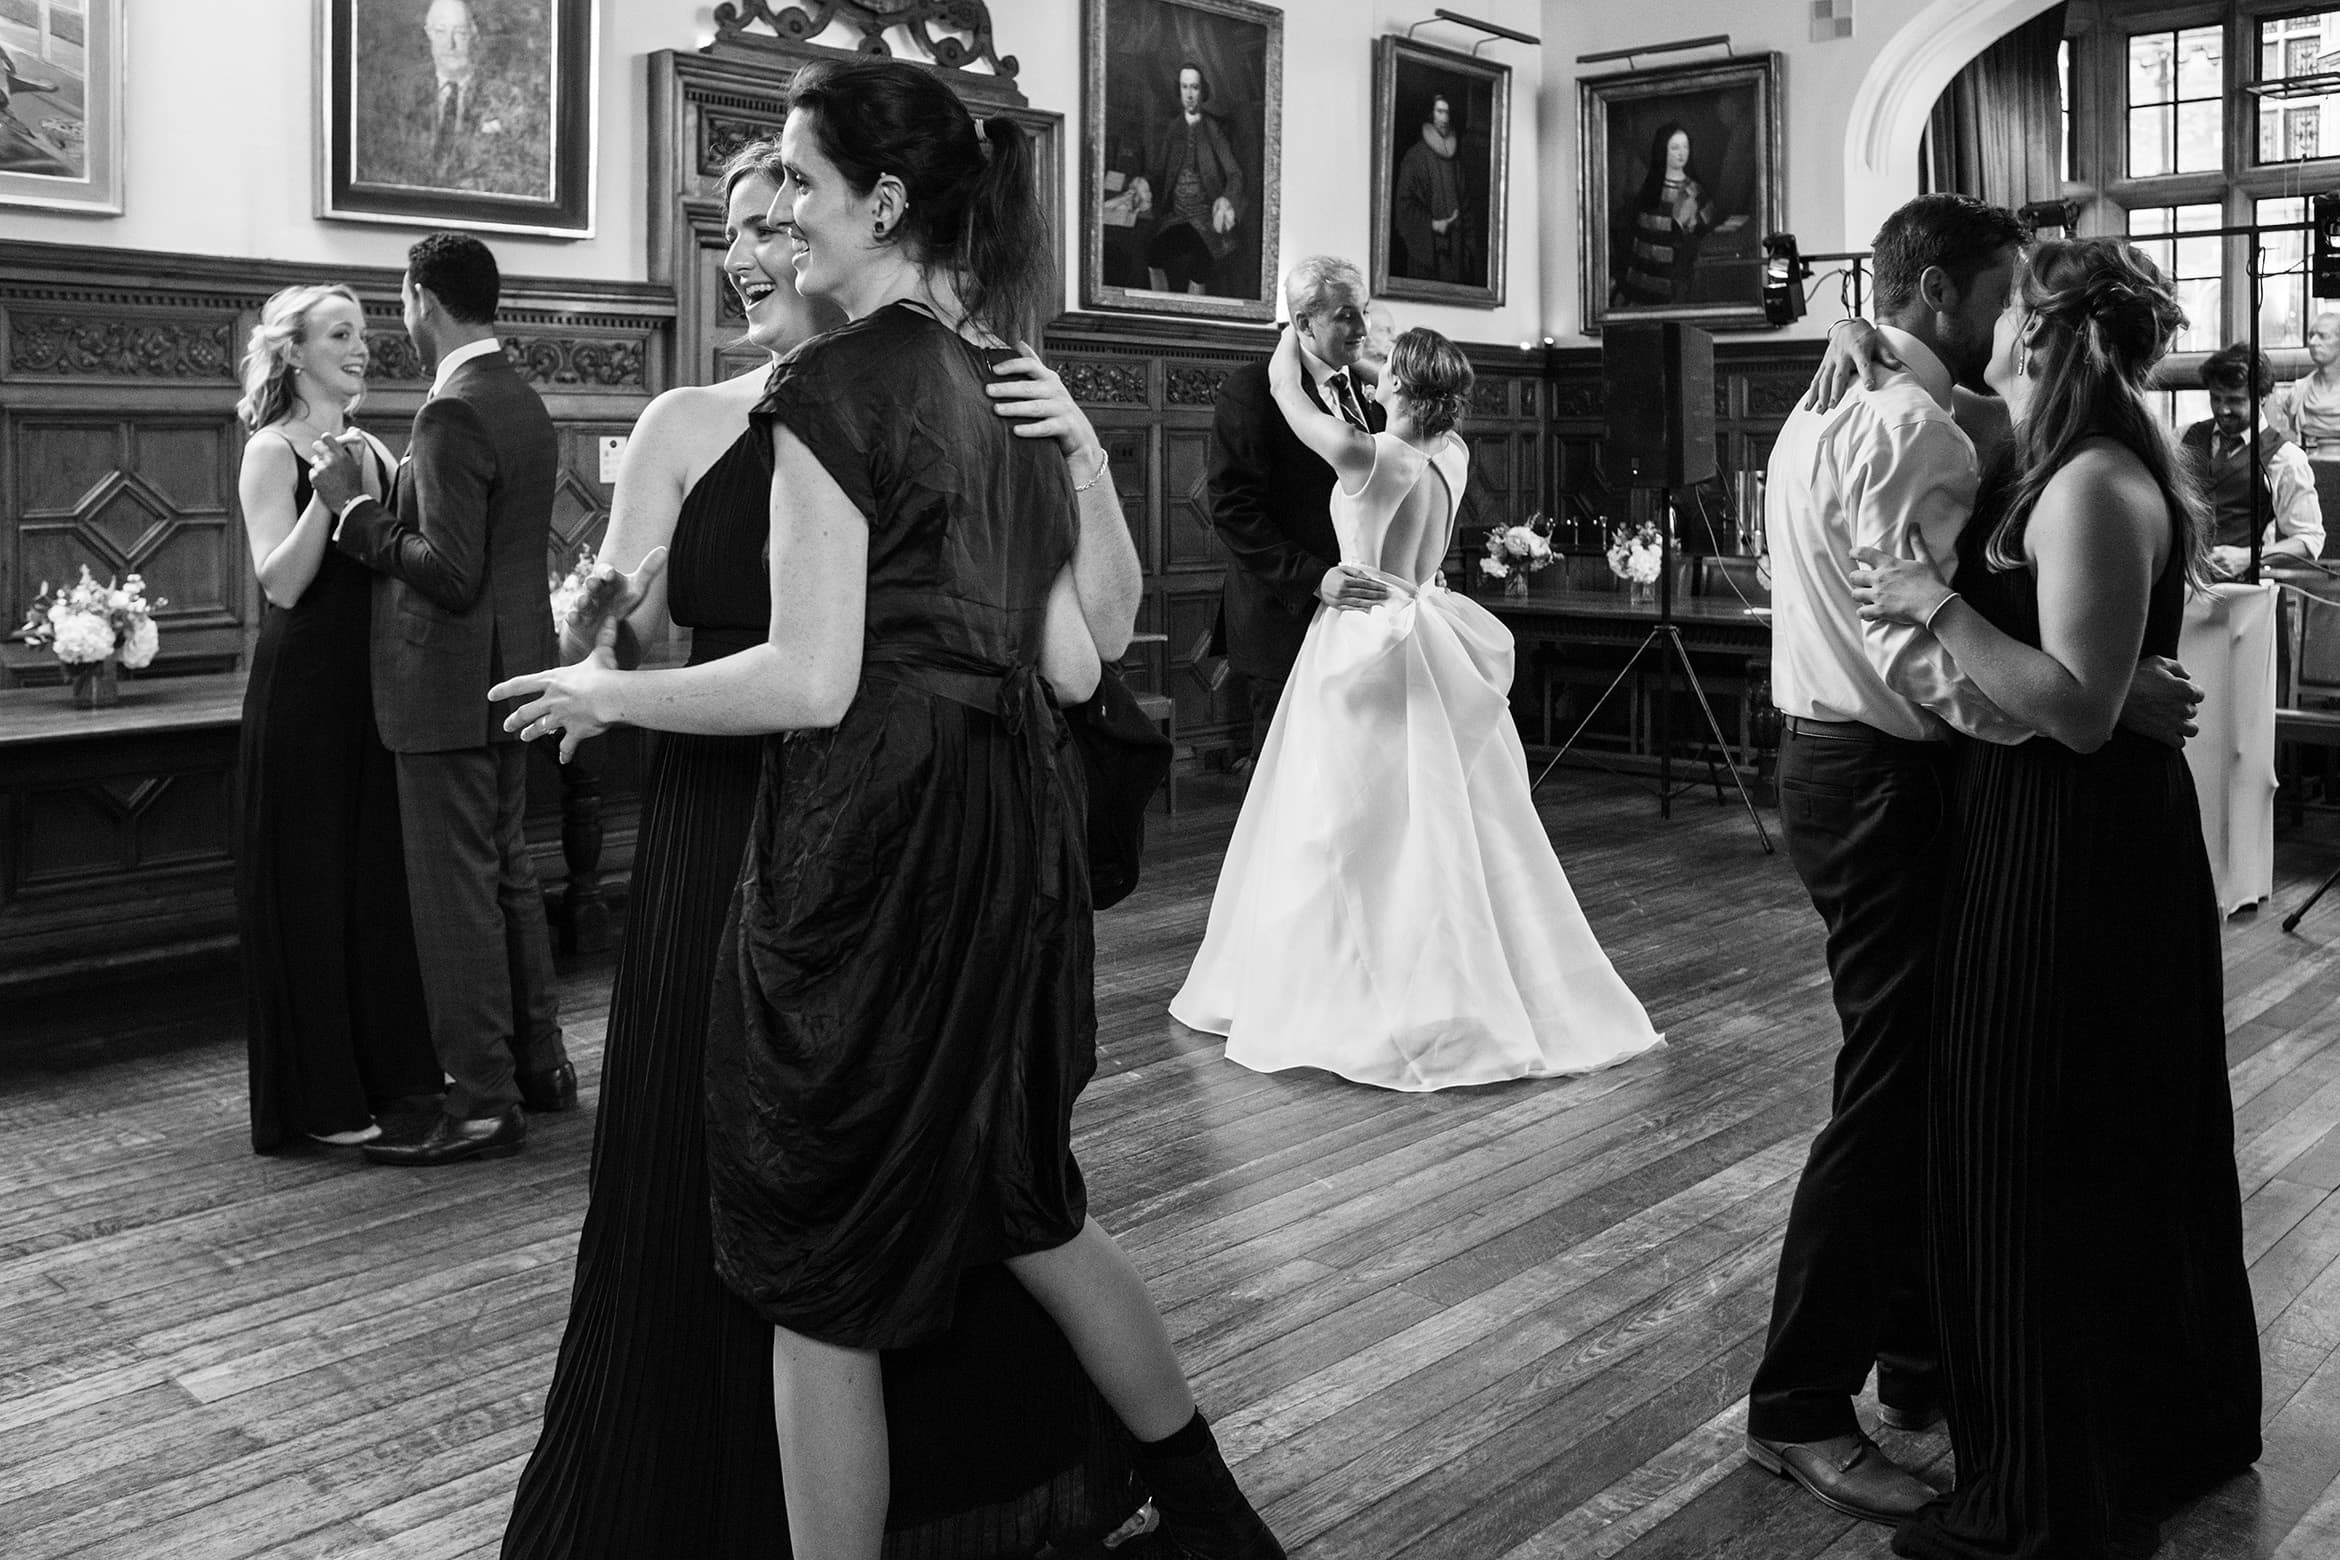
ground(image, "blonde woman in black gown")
xmin=233 ymin=284 xmax=439 ymax=1152
xmin=1852 ymin=238 xmax=2260 ymax=1559
xmin=495 ymin=61 xmax=1283 ymax=1560
xmin=502 ymin=141 xmax=1141 ymax=1558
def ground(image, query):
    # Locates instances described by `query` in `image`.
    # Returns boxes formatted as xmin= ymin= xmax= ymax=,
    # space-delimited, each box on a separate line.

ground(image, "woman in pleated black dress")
xmin=496 ymin=63 xmax=1283 ymax=1560
xmin=501 ymin=141 xmax=1142 ymax=1560
xmin=234 ymin=285 xmax=439 ymax=1153
xmin=1853 ymin=237 xmax=2261 ymax=1559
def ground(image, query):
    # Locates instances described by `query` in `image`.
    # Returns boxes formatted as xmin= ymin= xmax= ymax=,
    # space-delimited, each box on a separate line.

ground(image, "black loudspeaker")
xmin=2316 ymin=193 xmax=2340 ymax=299
xmin=1604 ymin=322 xmax=1716 ymax=488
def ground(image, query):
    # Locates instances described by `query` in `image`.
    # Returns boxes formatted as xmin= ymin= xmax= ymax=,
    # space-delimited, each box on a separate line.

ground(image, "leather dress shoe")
xmin=1745 ymin=1429 xmax=1936 ymax=1525
xmin=517 ymin=1062 xmax=577 ymax=1113
xmin=1878 ymin=1394 xmax=1946 ymax=1433
xmin=362 ymin=1106 xmax=526 ymax=1167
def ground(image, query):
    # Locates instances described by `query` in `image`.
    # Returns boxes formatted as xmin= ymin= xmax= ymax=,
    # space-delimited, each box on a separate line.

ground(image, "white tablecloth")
xmin=2179 ymin=582 xmax=2277 ymax=915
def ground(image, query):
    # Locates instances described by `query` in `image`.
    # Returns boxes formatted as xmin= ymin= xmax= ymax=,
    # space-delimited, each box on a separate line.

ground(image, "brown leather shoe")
xmin=1745 ymin=1429 xmax=1936 ymax=1524
xmin=517 ymin=1062 xmax=577 ymax=1112
xmin=362 ymin=1106 xmax=526 ymax=1167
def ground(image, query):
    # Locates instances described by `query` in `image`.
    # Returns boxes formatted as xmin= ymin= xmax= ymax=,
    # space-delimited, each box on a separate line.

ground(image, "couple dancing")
xmin=1172 ymin=257 xmax=1662 ymax=1090
xmin=1750 ymin=195 xmax=2261 ymax=1559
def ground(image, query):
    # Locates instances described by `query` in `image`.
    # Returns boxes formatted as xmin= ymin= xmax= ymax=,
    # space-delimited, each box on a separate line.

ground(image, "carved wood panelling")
xmin=10 ymin=316 xmax=237 ymax=380
xmin=1058 ymin=359 xmax=1147 ymax=407
xmin=1165 ymin=364 xmax=1229 ymax=407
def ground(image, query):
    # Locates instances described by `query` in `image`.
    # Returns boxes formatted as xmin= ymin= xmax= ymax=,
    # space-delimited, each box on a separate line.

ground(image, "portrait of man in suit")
xmin=350 ymin=0 xmax=552 ymax=201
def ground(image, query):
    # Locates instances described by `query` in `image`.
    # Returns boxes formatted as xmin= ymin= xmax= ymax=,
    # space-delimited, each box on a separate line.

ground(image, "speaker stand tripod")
xmin=2283 ymin=860 xmax=2340 ymax=932
xmin=1528 ymin=486 xmax=1774 ymax=854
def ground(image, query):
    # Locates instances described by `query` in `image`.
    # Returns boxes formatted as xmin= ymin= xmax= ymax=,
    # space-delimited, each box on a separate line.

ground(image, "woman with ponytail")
xmin=1852 ymin=238 xmax=2261 ymax=1558
xmin=491 ymin=58 xmax=1277 ymax=1560
xmin=503 ymin=136 xmax=1143 ymax=1560
xmin=233 ymin=285 xmax=439 ymax=1151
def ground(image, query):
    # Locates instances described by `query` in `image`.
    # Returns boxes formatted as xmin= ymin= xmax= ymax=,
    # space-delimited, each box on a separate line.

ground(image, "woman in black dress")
xmin=1852 ymin=238 xmax=2261 ymax=1558
xmin=502 ymin=141 xmax=1145 ymax=1558
xmin=234 ymin=285 xmax=440 ymax=1153
xmin=495 ymin=61 xmax=1280 ymax=1560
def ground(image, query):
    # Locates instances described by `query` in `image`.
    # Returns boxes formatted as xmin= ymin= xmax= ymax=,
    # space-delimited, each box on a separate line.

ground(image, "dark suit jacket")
xmin=1206 ymin=359 xmax=1386 ymax=680
xmin=337 ymin=349 xmax=558 ymax=754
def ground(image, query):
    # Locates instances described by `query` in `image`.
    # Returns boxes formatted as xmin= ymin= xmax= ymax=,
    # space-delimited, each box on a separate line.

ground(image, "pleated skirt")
xmin=1893 ymin=733 xmax=2261 ymax=1560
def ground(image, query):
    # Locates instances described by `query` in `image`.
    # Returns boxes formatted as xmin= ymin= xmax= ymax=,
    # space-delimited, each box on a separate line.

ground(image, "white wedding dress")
xmin=1170 ymin=431 xmax=1665 ymax=1091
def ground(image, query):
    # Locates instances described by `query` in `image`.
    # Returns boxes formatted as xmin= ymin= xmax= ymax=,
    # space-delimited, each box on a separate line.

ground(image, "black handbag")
xmin=1062 ymin=665 xmax=1172 ymax=910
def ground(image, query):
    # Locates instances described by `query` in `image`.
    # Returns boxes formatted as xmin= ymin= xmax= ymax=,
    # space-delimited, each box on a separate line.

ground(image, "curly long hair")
xmin=236 ymin=284 xmax=364 ymax=433
xmin=1980 ymin=237 xmax=2206 ymax=586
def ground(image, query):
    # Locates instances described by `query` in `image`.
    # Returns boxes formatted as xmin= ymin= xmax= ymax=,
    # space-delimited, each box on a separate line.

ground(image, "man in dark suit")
xmin=1207 ymin=254 xmax=1389 ymax=760
xmin=310 ymin=231 xmax=573 ymax=1167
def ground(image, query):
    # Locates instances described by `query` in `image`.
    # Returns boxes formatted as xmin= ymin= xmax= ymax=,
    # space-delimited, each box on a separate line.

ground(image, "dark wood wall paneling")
xmin=0 ymin=241 xmax=672 ymax=988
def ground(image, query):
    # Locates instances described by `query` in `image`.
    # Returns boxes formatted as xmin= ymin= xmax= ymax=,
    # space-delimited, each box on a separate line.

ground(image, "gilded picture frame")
xmin=1081 ymin=0 xmax=1283 ymax=323
xmin=1579 ymin=53 xmax=1784 ymax=332
xmin=0 ymin=0 xmax=124 ymax=217
xmin=1370 ymin=36 xmax=1509 ymax=308
xmin=320 ymin=0 xmax=598 ymax=237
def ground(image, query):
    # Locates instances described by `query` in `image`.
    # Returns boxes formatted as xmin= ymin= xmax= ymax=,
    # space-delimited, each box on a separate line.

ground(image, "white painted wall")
xmin=3 ymin=1 xmax=1543 ymax=342
xmin=1534 ymin=0 xmax=1974 ymax=345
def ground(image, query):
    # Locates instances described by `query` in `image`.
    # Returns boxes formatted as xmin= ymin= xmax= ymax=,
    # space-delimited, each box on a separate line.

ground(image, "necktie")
xmin=1329 ymin=371 xmax=1368 ymax=432
xmin=439 ymin=80 xmax=460 ymax=133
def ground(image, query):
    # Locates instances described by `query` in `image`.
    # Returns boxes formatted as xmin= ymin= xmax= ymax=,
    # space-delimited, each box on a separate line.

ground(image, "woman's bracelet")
xmin=1923 ymin=591 xmax=1961 ymax=631
xmin=1071 ymin=443 xmax=1110 ymax=493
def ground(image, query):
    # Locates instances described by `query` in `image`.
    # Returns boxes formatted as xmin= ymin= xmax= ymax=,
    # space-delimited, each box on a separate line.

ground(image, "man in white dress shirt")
xmin=2181 ymin=344 xmax=2328 ymax=578
xmin=1746 ymin=194 xmax=2202 ymax=1524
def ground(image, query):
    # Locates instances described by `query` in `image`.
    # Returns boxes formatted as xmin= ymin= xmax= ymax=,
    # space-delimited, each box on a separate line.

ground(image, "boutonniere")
xmin=481 ymin=118 xmax=504 ymax=136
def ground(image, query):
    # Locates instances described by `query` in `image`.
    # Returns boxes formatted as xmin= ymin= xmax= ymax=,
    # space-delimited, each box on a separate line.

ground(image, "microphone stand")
xmin=1529 ymin=473 xmax=1773 ymax=852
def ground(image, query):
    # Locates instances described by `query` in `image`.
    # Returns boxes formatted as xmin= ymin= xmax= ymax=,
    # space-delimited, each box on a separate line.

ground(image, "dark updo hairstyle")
xmin=405 ymin=231 xmax=499 ymax=325
xmin=784 ymin=58 xmax=1049 ymax=343
xmin=1980 ymin=236 xmax=2205 ymax=584
xmin=1386 ymin=326 xmax=1473 ymax=440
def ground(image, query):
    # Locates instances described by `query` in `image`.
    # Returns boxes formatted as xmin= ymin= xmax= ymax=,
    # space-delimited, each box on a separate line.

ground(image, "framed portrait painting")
xmin=1081 ymin=0 xmax=1282 ymax=322
xmin=0 ymin=0 xmax=122 ymax=216
xmin=320 ymin=0 xmax=597 ymax=237
xmin=1579 ymin=54 xmax=1783 ymax=332
xmin=1370 ymin=37 xmax=1508 ymax=308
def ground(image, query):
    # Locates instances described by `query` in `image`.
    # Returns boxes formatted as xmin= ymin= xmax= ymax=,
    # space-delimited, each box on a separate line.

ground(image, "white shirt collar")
xmin=430 ymin=336 xmax=503 ymax=398
xmin=1874 ymin=325 xmax=1955 ymax=411
xmin=1296 ymin=336 xmax=1346 ymax=398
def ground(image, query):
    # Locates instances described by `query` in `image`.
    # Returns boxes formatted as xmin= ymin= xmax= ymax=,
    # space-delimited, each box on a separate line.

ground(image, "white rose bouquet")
xmin=1479 ymin=512 xmax=1557 ymax=583
xmin=548 ymin=545 xmax=596 ymax=628
xmin=19 ymin=566 xmax=165 ymax=669
xmin=1606 ymin=520 xmax=1665 ymax=587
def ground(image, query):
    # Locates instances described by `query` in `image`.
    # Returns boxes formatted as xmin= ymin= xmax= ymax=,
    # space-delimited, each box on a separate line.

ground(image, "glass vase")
xmin=68 ymin=657 xmax=120 ymax=709
xmin=1628 ymin=581 xmax=1657 ymax=607
xmin=1503 ymin=570 xmax=1530 ymax=600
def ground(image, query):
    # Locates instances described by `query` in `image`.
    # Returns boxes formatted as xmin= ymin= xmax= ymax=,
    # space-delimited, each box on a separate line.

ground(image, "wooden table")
xmin=0 ymin=670 xmax=626 ymax=995
xmin=0 ymin=672 xmax=247 ymax=992
xmin=1483 ymin=589 xmax=1777 ymax=770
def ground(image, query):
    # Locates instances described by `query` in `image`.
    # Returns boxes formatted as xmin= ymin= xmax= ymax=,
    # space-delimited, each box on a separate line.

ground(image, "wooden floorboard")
xmin=4 ymin=769 xmax=2339 ymax=1558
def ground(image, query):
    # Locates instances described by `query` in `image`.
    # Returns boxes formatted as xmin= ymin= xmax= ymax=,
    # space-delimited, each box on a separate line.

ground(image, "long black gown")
xmin=505 ymin=423 xmax=1135 ymax=1560
xmin=238 ymin=445 xmax=439 ymax=1152
xmin=1894 ymin=483 xmax=2262 ymax=1560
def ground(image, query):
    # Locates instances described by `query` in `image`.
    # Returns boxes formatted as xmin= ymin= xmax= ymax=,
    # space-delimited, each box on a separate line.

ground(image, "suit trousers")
xmin=1747 ymin=720 xmax=1953 ymax=1443
xmin=394 ymin=743 xmax=566 ymax=1119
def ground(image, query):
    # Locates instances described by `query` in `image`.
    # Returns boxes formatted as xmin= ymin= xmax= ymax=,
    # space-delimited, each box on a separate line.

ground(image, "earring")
xmin=2016 ymin=342 xmax=2031 ymax=378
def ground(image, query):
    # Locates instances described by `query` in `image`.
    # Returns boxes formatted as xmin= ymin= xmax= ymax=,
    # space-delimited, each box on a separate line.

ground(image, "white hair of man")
xmin=1284 ymin=254 xmax=1366 ymax=325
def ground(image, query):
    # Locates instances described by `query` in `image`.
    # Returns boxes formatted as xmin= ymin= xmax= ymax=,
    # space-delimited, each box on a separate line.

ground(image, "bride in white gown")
xmin=1171 ymin=325 xmax=1664 ymax=1091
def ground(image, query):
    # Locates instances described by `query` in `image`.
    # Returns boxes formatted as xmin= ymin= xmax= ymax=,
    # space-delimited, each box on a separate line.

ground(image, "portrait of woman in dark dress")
xmin=233 ymin=284 xmax=440 ymax=1152
xmin=1612 ymin=120 xmax=1716 ymax=307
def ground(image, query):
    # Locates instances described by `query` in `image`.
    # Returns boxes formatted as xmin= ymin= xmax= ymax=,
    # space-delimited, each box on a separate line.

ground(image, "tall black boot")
xmin=1127 ymin=1411 xmax=1285 ymax=1560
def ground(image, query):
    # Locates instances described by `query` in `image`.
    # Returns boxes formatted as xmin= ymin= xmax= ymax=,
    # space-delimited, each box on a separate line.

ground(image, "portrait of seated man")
xmin=352 ymin=0 xmax=551 ymax=200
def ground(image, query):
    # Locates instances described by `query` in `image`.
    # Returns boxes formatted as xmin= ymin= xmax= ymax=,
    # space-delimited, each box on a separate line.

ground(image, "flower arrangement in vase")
xmin=1606 ymin=520 xmax=1665 ymax=604
xmin=548 ymin=544 xmax=597 ymax=627
xmin=18 ymin=566 xmax=164 ymax=707
xmin=1480 ymin=512 xmax=1557 ymax=598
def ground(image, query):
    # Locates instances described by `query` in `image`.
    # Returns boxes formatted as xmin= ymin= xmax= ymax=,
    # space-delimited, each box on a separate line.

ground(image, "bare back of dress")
xmin=1331 ymin=431 xmax=1472 ymax=587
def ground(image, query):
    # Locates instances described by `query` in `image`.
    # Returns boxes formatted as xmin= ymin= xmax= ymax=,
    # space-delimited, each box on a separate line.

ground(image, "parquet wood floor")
xmin=5 ymin=771 xmax=2338 ymax=1559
